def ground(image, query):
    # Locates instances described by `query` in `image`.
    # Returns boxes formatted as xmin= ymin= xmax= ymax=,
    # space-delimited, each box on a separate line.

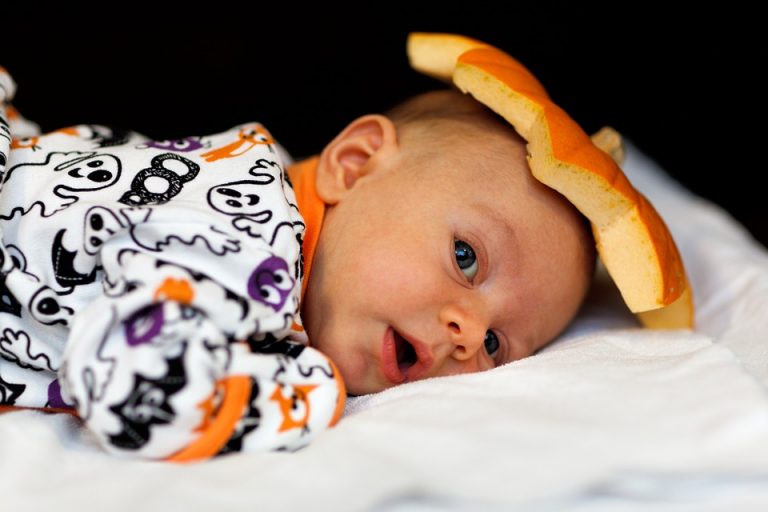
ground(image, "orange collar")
xmin=286 ymin=155 xmax=324 ymax=300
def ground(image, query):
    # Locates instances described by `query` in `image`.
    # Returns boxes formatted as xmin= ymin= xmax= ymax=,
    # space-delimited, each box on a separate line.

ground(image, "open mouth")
xmin=382 ymin=326 xmax=433 ymax=385
xmin=393 ymin=330 xmax=418 ymax=372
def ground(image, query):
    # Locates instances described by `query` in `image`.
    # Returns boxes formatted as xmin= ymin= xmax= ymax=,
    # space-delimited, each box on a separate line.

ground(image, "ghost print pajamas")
xmin=0 ymin=68 xmax=344 ymax=460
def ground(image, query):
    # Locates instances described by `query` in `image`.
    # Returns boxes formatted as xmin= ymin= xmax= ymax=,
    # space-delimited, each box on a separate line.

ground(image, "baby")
xmin=0 ymin=67 xmax=594 ymax=460
xmin=303 ymin=88 xmax=595 ymax=394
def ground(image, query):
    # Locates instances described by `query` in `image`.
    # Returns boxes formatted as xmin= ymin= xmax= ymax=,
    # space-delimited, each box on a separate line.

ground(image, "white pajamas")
xmin=0 ymin=67 xmax=344 ymax=460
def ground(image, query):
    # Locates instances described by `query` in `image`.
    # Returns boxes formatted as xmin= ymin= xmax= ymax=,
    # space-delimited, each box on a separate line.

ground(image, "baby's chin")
xmin=308 ymin=336 xmax=369 ymax=396
xmin=333 ymin=352 xmax=389 ymax=397
xmin=342 ymin=378 xmax=388 ymax=398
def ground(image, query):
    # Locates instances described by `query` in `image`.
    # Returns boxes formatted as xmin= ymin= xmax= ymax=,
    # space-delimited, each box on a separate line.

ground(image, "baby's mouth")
xmin=381 ymin=326 xmax=434 ymax=385
xmin=393 ymin=330 xmax=418 ymax=373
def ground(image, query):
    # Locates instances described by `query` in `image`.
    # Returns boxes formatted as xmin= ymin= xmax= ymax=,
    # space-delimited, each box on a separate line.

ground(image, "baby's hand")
xmin=212 ymin=340 xmax=345 ymax=456
xmin=61 ymin=299 xmax=344 ymax=461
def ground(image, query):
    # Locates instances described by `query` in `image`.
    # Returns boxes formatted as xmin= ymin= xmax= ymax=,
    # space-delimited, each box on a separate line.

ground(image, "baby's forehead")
xmin=415 ymin=140 xmax=531 ymax=192
xmin=414 ymin=122 xmax=527 ymax=173
xmin=433 ymin=116 xmax=524 ymax=149
xmin=411 ymin=140 xmax=587 ymax=242
xmin=395 ymin=117 xmax=565 ymax=215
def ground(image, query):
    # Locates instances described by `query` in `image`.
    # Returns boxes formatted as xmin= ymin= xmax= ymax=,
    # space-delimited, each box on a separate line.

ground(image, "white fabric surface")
xmin=2 ymin=141 xmax=768 ymax=512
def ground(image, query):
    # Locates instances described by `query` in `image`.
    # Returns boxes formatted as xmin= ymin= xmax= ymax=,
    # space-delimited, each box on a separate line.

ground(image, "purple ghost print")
xmin=142 ymin=137 xmax=205 ymax=152
xmin=247 ymin=256 xmax=294 ymax=311
xmin=124 ymin=304 xmax=165 ymax=346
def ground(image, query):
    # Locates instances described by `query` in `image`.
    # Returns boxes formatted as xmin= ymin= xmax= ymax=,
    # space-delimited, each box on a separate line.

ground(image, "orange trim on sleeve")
xmin=166 ymin=375 xmax=251 ymax=463
xmin=0 ymin=405 xmax=79 ymax=416
xmin=327 ymin=358 xmax=347 ymax=428
xmin=286 ymin=156 xmax=325 ymax=301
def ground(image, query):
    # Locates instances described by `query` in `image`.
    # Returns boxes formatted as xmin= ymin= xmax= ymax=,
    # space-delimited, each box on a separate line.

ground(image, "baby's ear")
xmin=315 ymin=114 xmax=398 ymax=204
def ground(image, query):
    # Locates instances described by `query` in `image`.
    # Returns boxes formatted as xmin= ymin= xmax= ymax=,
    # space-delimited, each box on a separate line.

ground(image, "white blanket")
xmin=3 ymin=142 xmax=768 ymax=512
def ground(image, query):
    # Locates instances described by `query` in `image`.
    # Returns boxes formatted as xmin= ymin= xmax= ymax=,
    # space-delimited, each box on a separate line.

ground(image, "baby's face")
xmin=302 ymin=138 xmax=591 ymax=396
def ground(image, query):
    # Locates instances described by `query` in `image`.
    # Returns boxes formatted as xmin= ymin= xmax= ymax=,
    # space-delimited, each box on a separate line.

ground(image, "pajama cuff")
xmin=166 ymin=375 xmax=252 ymax=463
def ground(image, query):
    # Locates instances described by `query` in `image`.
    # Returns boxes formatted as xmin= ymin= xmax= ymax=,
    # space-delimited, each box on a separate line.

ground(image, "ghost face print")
xmin=83 ymin=206 xmax=128 ymax=255
xmin=207 ymin=178 xmax=274 ymax=218
xmin=138 ymin=137 xmax=206 ymax=153
xmin=29 ymin=285 xmax=75 ymax=327
xmin=247 ymin=256 xmax=294 ymax=312
xmin=56 ymin=154 xmax=119 ymax=186
xmin=82 ymin=206 xmax=152 ymax=256
xmin=207 ymin=178 xmax=275 ymax=236
xmin=0 ymin=151 xmax=121 ymax=220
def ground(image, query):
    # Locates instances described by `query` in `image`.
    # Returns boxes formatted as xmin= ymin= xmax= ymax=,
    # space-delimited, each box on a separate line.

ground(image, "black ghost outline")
xmin=82 ymin=205 xmax=151 ymax=256
xmin=3 ymin=244 xmax=40 ymax=281
xmin=248 ymin=158 xmax=282 ymax=176
xmin=0 ymin=151 xmax=122 ymax=220
xmin=129 ymin=221 xmax=242 ymax=257
xmin=28 ymin=285 xmax=75 ymax=326
xmin=207 ymin=178 xmax=275 ymax=238
xmin=264 ymin=220 xmax=306 ymax=285
xmin=0 ymin=327 xmax=56 ymax=372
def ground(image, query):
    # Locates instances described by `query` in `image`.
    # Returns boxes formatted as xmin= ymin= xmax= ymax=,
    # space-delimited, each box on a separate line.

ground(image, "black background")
xmin=3 ymin=4 xmax=764 ymax=247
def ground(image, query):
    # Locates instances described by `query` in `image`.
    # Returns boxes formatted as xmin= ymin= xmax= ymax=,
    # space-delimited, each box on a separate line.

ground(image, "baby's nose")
xmin=438 ymin=302 xmax=487 ymax=361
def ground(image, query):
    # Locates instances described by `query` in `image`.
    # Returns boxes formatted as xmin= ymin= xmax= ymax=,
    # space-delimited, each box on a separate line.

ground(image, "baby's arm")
xmin=59 ymin=248 xmax=344 ymax=461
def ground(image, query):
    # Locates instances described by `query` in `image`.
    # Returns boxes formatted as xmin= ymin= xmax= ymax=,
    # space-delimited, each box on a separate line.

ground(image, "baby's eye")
xmin=454 ymin=240 xmax=478 ymax=280
xmin=484 ymin=330 xmax=500 ymax=358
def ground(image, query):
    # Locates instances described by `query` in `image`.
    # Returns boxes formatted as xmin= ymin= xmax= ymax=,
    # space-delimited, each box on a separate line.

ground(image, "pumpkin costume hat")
xmin=407 ymin=32 xmax=693 ymax=328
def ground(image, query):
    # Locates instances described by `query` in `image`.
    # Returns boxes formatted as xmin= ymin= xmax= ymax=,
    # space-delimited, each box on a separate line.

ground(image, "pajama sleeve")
xmin=0 ymin=82 xmax=344 ymax=459
xmin=47 ymin=133 xmax=346 ymax=461
xmin=60 ymin=248 xmax=345 ymax=461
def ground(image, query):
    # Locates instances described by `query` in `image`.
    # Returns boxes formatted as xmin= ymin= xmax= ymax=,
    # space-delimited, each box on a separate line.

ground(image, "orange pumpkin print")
xmin=270 ymin=383 xmax=318 ymax=433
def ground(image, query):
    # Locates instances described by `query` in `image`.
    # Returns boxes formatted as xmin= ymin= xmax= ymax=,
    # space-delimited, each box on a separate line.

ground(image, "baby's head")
xmin=301 ymin=88 xmax=596 ymax=395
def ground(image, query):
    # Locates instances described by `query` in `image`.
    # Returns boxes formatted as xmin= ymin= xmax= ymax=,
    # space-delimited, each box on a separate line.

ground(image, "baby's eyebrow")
xmin=471 ymin=202 xmax=519 ymax=257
